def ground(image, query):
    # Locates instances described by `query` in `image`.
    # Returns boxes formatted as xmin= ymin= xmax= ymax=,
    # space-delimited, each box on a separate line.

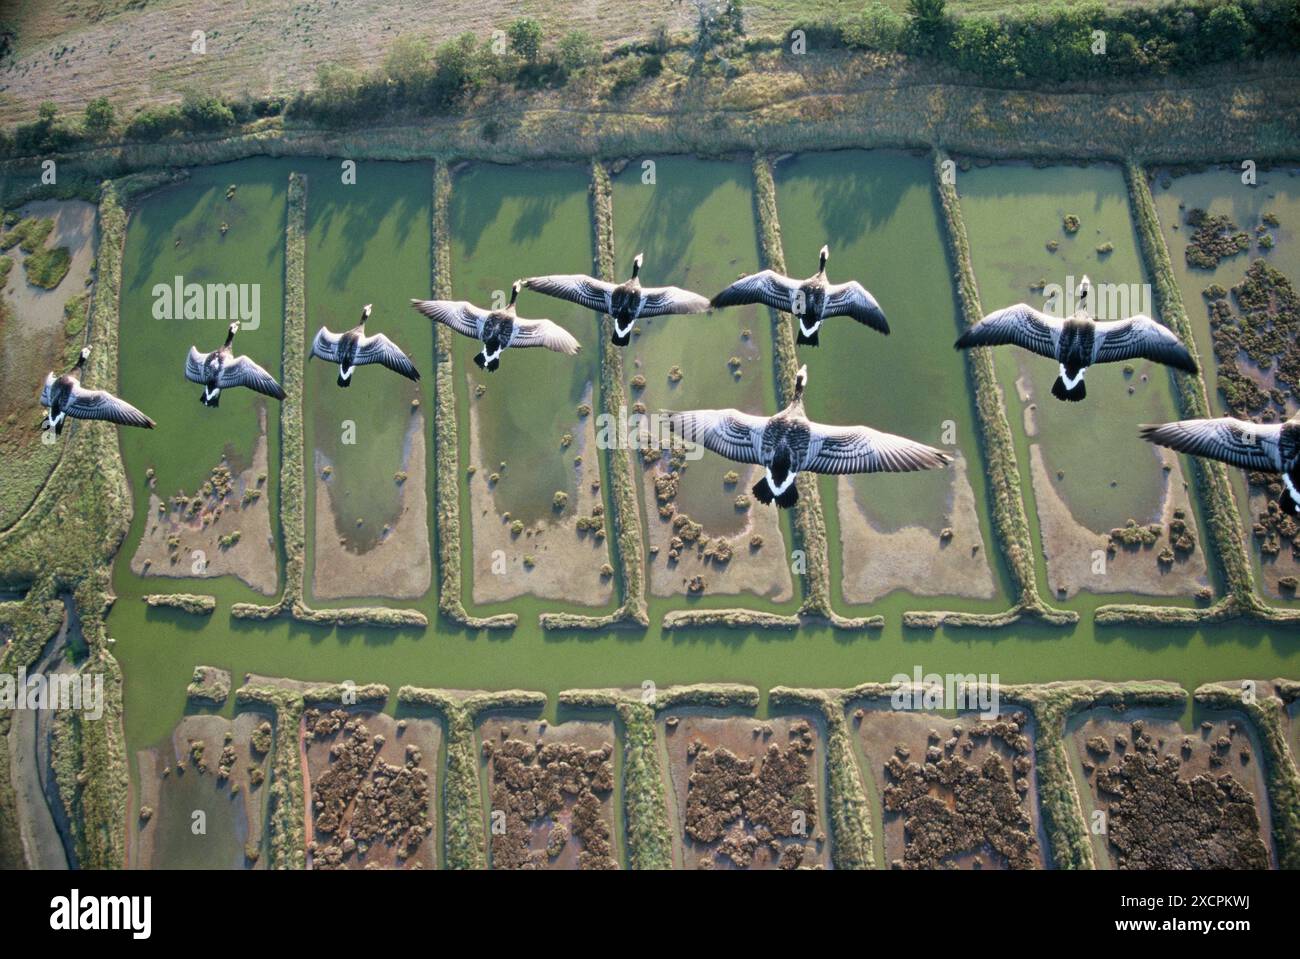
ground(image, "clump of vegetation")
xmin=1062 ymin=214 xmax=1080 ymax=234
xmin=722 ymin=470 xmax=739 ymax=486
xmin=683 ymin=722 xmax=817 ymax=869
xmin=485 ymin=734 xmax=616 ymax=870
xmin=552 ymin=490 xmax=569 ymax=511
xmin=1184 ymin=208 xmax=1250 ymax=269
xmin=667 ymin=365 xmax=684 ymax=383
xmin=1096 ymin=241 xmax=1114 ymax=256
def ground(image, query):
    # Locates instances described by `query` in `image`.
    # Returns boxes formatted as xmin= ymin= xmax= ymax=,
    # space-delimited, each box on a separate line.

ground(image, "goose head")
xmin=361 ymin=304 xmax=373 ymax=324
xmin=794 ymin=363 xmax=808 ymax=397
xmin=818 ymin=245 xmax=829 ymax=273
xmin=631 ymin=252 xmax=644 ymax=280
xmin=75 ymin=345 xmax=92 ymax=370
xmin=225 ymin=320 xmax=240 ymax=343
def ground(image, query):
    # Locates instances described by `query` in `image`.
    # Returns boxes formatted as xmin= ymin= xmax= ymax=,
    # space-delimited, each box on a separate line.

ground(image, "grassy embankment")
xmin=769 ymin=684 xmax=876 ymax=869
xmin=559 ymin=684 xmax=760 ymax=869
xmin=536 ymin=161 xmax=649 ymax=631
xmin=1194 ymin=680 xmax=1300 ymax=869
xmin=1092 ymin=163 xmax=1300 ymax=626
xmin=0 ymin=182 xmax=134 ymax=868
xmin=141 ymin=593 xmax=215 ymax=615
xmin=232 ymin=684 xmax=305 ymax=869
xmin=226 ymin=171 xmax=425 ymax=628
xmin=1000 ymin=680 xmax=1187 ymax=869
xmin=430 ymin=160 xmax=517 ymax=630
xmin=395 ymin=686 xmax=547 ymax=869
xmin=921 ymin=149 xmax=1076 ymax=629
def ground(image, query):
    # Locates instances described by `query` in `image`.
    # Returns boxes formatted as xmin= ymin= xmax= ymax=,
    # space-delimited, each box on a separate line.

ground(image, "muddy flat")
xmin=302 ymin=706 xmax=439 ymax=870
xmin=1066 ymin=706 xmax=1273 ymax=869
xmin=661 ymin=711 xmax=829 ymax=870
xmin=312 ymin=411 xmax=431 ymax=601
xmin=479 ymin=716 xmax=618 ymax=870
xmin=850 ymin=701 xmax=1045 ymax=870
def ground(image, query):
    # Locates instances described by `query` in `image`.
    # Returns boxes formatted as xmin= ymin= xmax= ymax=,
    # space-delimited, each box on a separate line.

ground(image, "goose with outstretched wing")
xmin=665 ymin=365 xmax=948 ymax=509
xmin=711 ymin=245 xmax=889 ymax=346
xmin=185 ymin=321 xmax=284 ymax=406
xmin=955 ymin=275 xmax=1196 ymax=402
xmin=310 ymin=304 xmax=420 ymax=386
xmin=41 ymin=346 xmax=155 ymax=436
xmin=523 ymin=253 xmax=709 ymax=346
xmin=412 ymin=280 xmax=580 ymax=372
xmin=1141 ymin=415 xmax=1300 ymax=514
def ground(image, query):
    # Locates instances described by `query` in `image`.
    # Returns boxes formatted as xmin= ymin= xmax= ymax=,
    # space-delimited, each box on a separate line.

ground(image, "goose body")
xmin=955 ymin=276 xmax=1197 ymax=402
xmin=666 ymin=365 xmax=949 ymax=509
xmin=1141 ymin=415 xmax=1300 ymax=514
xmin=523 ymin=253 xmax=710 ymax=346
xmin=711 ymin=245 xmax=889 ymax=346
xmin=40 ymin=346 xmax=155 ymax=436
xmin=412 ymin=280 xmax=580 ymax=372
xmin=310 ymin=304 xmax=420 ymax=387
xmin=185 ymin=321 xmax=285 ymax=407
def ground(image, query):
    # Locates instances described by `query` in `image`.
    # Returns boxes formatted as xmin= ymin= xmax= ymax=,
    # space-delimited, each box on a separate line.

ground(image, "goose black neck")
xmin=224 ymin=327 xmax=237 ymax=347
xmin=818 ymin=249 xmax=828 ymax=273
xmin=631 ymin=258 xmax=641 ymax=280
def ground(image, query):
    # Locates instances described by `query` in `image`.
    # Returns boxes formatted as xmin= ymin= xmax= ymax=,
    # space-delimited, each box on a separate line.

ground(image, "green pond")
xmin=102 ymin=155 xmax=1300 ymax=867
xmin=958 ymin=161 xmax=1200 ymax=607
xmin=300 ymin=159 xmax=434 ymax=582
xmin=1151 ymin=164 xmax=1300 ymax=605
xmin=772 ymin=150 xmax=1010 ymax=612
xmin=448 ymin=162 xmax=614 ymax=613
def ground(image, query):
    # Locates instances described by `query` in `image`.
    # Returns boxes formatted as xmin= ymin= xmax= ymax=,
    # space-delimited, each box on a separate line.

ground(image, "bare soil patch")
xmin=837 ymin=454 xmax=996 ymax=604
xmin=1029 ymin=444 xmax=1209 ymax=600
xmin=1067 ymin=707 xmax=1272 ymax=869
xmin=478 ymin=716 xmax=618 ymax=870
xmin=302 ymin=706 xmax=439 ymax=870
xmin=312 ymin=411 xmax=431 ymax=601
xmin=130 ymin=404 xmax=277 ymax=595
xmin=662 ymin=711 xmax=829 ymax=870
xmin=467 ymin=386 xmax=614 ymax=607
xmin=640 ymin=460 xmax=793 ymax=601
xmin=133 ymin=710 xmax=275 ymax=869
xmin=851 ymin=703 xmax=1045 ymax=870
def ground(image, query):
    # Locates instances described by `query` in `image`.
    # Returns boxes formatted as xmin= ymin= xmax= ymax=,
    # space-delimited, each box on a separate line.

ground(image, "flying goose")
xmin=710 ymin=245 xmax=889 ymax=346
xmin=411 ymin=280 xmax=580 ymax=372
xmin=310 ymin=304 xmax=420 ymax=387
xmin=1141 ymin=415 xmax=1300 ymax=514
xmin=40 ymin=346 xmax=155 ymax=436
xmin=954 ymin=275 xmax=1197 ymax=402
xmin=665 ymin=365 xmax=949 ymax=509
xmin=522 ymin=253 xmax=710 ymax=346
xmin=185 ymin=321 xmax=285 ymax=407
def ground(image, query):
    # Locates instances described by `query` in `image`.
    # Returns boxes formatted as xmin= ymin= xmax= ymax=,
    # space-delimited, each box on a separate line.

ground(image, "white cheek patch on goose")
xmin=764 ymin=467 xmax=797 ymax=497
xmin=1058 ymin=364 xmax=1087 ymax=389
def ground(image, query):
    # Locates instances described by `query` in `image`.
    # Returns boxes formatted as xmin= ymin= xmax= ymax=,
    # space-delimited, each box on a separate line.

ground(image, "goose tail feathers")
xmin=795 ymin=328 xmax=820 ymax=347
xmin=1051 ymin=375 xmax=1086 ymax=402
xmin=752 ymin=476 xmax=799 ymax=509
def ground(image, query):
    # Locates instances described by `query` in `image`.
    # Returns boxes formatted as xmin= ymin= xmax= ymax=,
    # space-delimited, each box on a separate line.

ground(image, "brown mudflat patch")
xmin=837 ymin=454 xmax=996 ymax=604
xmin=302 ymin=706 xmax=439 ymax=870
xmin=1029 ymin=444 xmax=1209 ymax=600
xmin=130 ymin=405 xmax=277 ymax=595
xmin=467 ymin=385 xmax=614 ymax=607
xmin=133 ymin=711 xmax=276 ymax=869
xmin=851 ymin=702 xmax=1045 ymax=870
xmin=312 ymin=410 xmax=431 ymax=601
xmin=479 ymin=717 xmax=619 ymax=870
xmin=641 ymin=461 xmax=793 ymax=601
xmin=1067 ymin=708 xmax=1273 ymax=869
xmin=662 ymin=712 xmax=829 ymax=870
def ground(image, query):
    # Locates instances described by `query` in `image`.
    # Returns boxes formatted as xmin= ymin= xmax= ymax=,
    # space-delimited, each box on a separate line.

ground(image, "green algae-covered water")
xmin=958 ymin=162 xmax=1202 ymax=609
xmin=104 ymin=155 xmax=1300 ymax=866
xmin=772 ymin=150 xmax=1011 ymax=613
